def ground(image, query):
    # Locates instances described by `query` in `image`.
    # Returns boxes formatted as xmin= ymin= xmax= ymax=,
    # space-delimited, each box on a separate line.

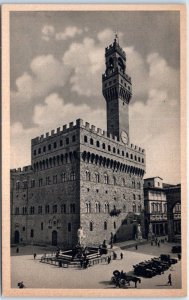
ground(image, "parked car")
xmin=171 ymin=245 xmax=181 ymax=253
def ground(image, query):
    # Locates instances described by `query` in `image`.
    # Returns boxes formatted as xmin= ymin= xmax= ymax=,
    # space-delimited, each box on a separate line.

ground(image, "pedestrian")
xmin=107 ymin=256 xmax=111 ymax=264
xmin=167 ymin=274 xmax=172 ymax=286
xmin=113 ymin=251 xmax=117 ymax=260
xmin=120 ymin=252 xmax=123 ymax=260
xmin=33 ymin=253 xmax=37 ymax=259
xmin=80 ymin=259 xmax=83 ymax=268
xmin=18 ymin=281 xmax=25 ymax=288
xmin=16 ymin=247 xmax=19 ymax=253
xmin=135 ymin=244 xmax=138 ymax=250
xmin=158 ymin=242 xmax=160 ymax=247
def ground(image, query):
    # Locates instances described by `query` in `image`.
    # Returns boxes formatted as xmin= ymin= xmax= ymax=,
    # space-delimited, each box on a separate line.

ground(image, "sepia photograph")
xmin=2 ymin=4 xmax=186 ymax=297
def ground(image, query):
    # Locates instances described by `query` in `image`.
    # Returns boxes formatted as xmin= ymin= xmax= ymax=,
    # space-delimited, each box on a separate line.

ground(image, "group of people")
xmin=107 ymin=252 xmax=123 ymax=264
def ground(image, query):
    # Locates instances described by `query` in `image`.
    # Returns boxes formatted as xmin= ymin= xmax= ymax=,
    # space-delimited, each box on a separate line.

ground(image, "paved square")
xmin=11 ymin=241 xmax=181 ymax=289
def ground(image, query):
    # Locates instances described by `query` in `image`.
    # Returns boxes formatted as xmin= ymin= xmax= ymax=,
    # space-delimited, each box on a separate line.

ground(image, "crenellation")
xmin=91 ymin=125 xmax=96 ymax=132
xmin=69 ymin=122 xmax=74 ymax=128
xmin=85 ymin=122 xmax=90 ymax=129
xmin=97 ymin=128 xmax=102 ymax=135
xmin=63 ymin=124 xmax=67 ymax=131
xmin=57 ymin=127 xmax=60 ymax=133
xmin=76 ymin=118 xmax=84 ymax=127
xmin=51 ymin=129 xmax=55 ymax=136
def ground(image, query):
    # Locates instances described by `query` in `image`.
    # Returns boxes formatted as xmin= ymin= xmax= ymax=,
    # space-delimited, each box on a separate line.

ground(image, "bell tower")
xmin=102 ymin=36 xmax=132 ymax=144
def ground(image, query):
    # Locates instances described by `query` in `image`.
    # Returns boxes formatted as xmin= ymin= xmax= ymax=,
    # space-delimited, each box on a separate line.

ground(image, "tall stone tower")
xmin=102 ymin=36 xmax=132 ymax=145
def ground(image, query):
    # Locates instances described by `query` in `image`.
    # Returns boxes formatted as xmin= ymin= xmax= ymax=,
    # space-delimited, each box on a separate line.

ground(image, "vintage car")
xmin=171 ymin=245 xmax=181 ymax=253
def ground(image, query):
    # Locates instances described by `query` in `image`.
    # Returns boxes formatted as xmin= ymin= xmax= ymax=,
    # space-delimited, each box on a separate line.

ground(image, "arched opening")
xmin=14 ymin=230 xmax=20 ymax=244
xmin=52 ymin=230 xmax=57 ymax=246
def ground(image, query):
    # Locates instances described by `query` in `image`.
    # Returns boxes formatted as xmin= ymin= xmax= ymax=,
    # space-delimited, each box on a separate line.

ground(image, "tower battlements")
xmin=10 ymin=165 xmax=33 ymax=174
xmin=105 ymin=39 xmax=126 ymax=59
xmin=31 ymin=118 xmax=145 ymax=155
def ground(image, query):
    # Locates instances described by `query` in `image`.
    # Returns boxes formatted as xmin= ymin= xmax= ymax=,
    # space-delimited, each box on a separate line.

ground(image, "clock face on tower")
xmin=120 ymin=130 xmax=129 ymax=144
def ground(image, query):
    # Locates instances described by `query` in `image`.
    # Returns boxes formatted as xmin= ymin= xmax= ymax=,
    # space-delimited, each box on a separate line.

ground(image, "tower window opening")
xmin=48 ymin=144 xmax=51 ymax=151
xmin=102 ymin=143 xmax=106 ymax=149
xmin=113 ymin=147 xmax=116 ymax=153
xmin=38 ymin=148 xmax=41 ymax=154
xmin=43 ymin=146 xmax=46 ymax=152
xmin=90 ymin=138 xmax=93 ymax=145
xmin=72 ymin=135 xmax=76 ymax=142
xmin=66 ymin=137 xmax=69 ymax=145
xmin=90 ymin=222 xmax=93 ymax=231
xmin=54 ymin=142 xmax=57 ymax=149
xmin=108 ymin=145 xmax=111 ymax=151
xmin=130 ymin=154 xmax=133 ymax=159
xmin=117 ymin=149 xmax=120 ymax=155
xmin=60 ymin=140 xmax=63 ymax=146
xmin=84 ymin=135 xmax=88 ymax=142
xmin=114 ymin=221 xmax=116 ymax=229
xmin=104 ymin=221 xmax=107 ymax=230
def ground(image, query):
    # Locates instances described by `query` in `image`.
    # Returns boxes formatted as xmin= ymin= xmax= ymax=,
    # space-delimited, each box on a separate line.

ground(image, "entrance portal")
xmin=14 ymin=230 xmax=20 ymax=244
xmin=52 ymin=230 xmax=57 ymax=246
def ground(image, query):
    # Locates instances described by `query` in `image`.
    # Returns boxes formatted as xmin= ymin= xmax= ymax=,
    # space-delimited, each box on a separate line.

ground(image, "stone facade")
xmin=11 ymin=37 xmax=146 ymax=248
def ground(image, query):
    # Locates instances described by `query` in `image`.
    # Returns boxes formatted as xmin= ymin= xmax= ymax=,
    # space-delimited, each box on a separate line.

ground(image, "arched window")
xmin=122 ymin=151 xmax=124 ymax=156
xmin=38 ymin=148 xmax=41 ymax=154
xmin=86 ymin=170 xmax=91 ymax=181
xmin=70 ymin=172 xmax=75 ymax=181
xmin=84 ymin=135 xmax=88 ymax=142
xmin=114 ymin=221 xmax=116 ymax=229
xmin=104 ymin=174 xmax=108 ymax=184
xmin=142 ymin=158 xmax=144 ymax=163
xmin=130 ymin=154 xmax=133 ymax=159
xmin=66 ymin=137 xmax=69 ymax=145
xmin=60 ymin=140 xmax=63 ymax=146
xmin=95 ymin=202 xmax=100 ymax=213
xmin=48 ymin=144 xmax=51 ymax=151
xmin=138 ymin=204 xmax=141 ymax=213
xmin=86 ymin=202 xmax=91 ymax=213
xmin=126 ymin=152 xmax=129 ymax=158
xmin=102 ymin=143 xmax=106 ymax=149
xmin=104 ymin=221 xmax=107 ymax=230
xmin=72 ymin=135 xmax=76 ymax=142
xmin=113 ymin=147 xmax=116 ymax=153
xmin=54 ymin=142 xmax=57 ymax=149
xmin=90 ymin=221 xmax=93 ymax=231
xmin=61 ymin=173 xmax=66 ymax=182
xmin=117 ymin=149 xmax=120 ymax=155
xmin=133 ymin=194 xmax=136 ymax=200
xmin=96 ymin=141 xmax=100 ymax=147
xmin=68 ymin=223 xmax=71 ymax=232
xmin=43 ymin=146 xmax=46 ymax=152
xmin=134 ymin=155 xmax=137 ymax=161
xmin=90 ymin=138 xmax=93 ymax=145
xmin=108 ymin=145 xmax=111 ymax=151
xmin=95 ymin=172 xmax=100 ymax=183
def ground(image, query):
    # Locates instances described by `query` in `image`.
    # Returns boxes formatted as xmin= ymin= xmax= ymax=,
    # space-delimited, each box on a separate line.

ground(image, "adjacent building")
xmin=11 ymin=37 xmax=146 ymax=248
xmin=144 ymin=177 xmax=168 ymax=238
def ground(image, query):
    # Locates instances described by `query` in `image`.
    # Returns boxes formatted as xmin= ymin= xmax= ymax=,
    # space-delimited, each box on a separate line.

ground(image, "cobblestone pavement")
xmin=11 ymin=241 xmax=181 ymax=289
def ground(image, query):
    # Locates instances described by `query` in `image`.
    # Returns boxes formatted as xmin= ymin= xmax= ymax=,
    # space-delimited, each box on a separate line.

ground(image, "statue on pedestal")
xmin=77 ymin=226 xmax=85 ymax=246
xmin=137 ymin=223 xmax=143 ymax=240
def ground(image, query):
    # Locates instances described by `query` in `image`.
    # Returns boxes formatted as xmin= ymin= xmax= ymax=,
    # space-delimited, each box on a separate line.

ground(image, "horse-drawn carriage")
xmin=111 ymin=270 xmax=141 ymax=288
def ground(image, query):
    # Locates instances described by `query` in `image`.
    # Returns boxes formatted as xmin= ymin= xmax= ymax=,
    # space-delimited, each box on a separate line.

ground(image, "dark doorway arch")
xmin=14 ymin=230 xmax=20 ymax=244
xmin=52 ymin=230 xmax=57 ymax=246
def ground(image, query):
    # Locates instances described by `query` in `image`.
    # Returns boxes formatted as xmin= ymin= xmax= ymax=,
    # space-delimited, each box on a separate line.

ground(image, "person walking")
xmin=107 ymin=256 xmax=111 ymax=264
xmin=135 ymin=244 xmax=138 ymax=250
xmin=16 ymin=247 xmax=19 ymax=253
xmin=167 ymin=274 xmax=172 ymax=286
xmin=120 ymin=252 xmax=123 ymax=260
xmin=33 ymin=253 xmax=37 ymax=259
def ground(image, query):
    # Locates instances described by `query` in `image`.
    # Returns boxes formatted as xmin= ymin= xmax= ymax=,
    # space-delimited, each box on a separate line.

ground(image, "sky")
xmin=10 ymin=10 xmax=180 ymax=184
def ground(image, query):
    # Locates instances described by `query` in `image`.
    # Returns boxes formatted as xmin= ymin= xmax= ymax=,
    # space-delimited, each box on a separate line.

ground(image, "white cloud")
xmin=41 ymin=25 xmax=55 ymax=41
xmin=63 ymin=37 xmax=104 ymax=97
xmin=11 ymin=93 xmax=106 ymax=168
xmin=11 ymin=55 xmax=69 ymax=102
xmin=55 ymin=26 xmax=83 ymax=40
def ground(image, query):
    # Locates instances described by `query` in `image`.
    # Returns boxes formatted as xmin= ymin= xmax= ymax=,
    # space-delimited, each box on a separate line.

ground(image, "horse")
xmin=125 ymin=276 xmax=141 ymax=288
